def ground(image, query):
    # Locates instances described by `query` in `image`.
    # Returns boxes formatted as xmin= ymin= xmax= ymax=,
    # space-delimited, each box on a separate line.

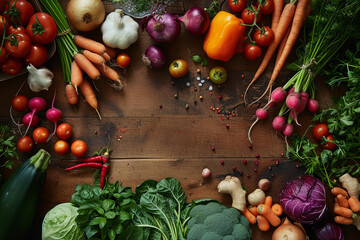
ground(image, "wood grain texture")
xmin=0 ymin=0 xmax=357 ymax=239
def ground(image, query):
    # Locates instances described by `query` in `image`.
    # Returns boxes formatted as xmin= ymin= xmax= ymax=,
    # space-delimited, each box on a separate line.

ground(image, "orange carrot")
xmin=331 ymin=187 xmax=349 ymax=198
xmin=257 ymin=215 xmax=270 ymax=231
xmin=71 ymin=61 xmax=83 ymax=93
xmin=348 ymin=197 xmax=360 ymax=213
xmin=334 ymin=216 xmax=353 ymax=225
xmin=95 ymin=64 xmax=120 ymax=82
xmin=248 ymin=205 xmax=259 ymax=216
xmin=79 ymin=79 xmax=101 ymax=120
xmin=271 ymin=203 xmax=283 ymax=216
xmin=83 ymin=50 xmax=105 ymax=66
xmin=74 ymin=35 xmax=106 ymax=55
xmin=102 ymin=52 xmax=111 ymax=62
xmin=264 ymin=196 xmax=273 ymax=207
xmin=267 ymin=0 xmax=312 ymax=97
xmin=65 ymin=84 xmax=78 ymax=105
xmin=334 ymin=205 xmax=353 ymax=218
xmin=105 ymin=46 xmax=117 ymax=58
xmin=244 ymin=0 xmax=297 ymax=105
xmin=271 ymin=0 xmax=284 ymax=30
xmin=275 ymin=25 xmax=291 ymax=64
xmin=74 ymin=53 xmax=100 ymax=80
xmin=241 ymin=207 xmax=257 ymax=224
xmin=337 ymin=194 xmax=350 ymax=208
xmin=257 ymin=204 xmax=281 ymax=227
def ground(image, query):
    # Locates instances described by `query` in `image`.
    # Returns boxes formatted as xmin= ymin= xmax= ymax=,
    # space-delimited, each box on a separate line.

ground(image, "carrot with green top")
xmin=334 ymin=205 xmax=353 ymax=218
xmin=241 ymin=207 xmax=257 ymax=224
xmin=271 ymin=0 xmax=284 ymax=30
xmin=331 ymin=187 xmax=349 ymax=198
xmin=74 ymin=53 xmax=101 ymax=80
xmin=348 ymin=197 xmax=360 ymax=213
xmin=248 ymin=205 xmax=259 ymax=216
xmin=257 ymin=204 xmax=281 ymax=227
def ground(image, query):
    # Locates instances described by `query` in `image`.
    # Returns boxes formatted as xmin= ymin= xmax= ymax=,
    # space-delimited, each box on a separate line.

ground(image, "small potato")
xmin=258 ymin=178 xmax=271 ymax=191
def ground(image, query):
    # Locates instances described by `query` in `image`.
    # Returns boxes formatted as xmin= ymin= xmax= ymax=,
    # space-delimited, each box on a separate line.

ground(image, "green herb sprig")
xmin=0 ymin=125 xmax=17 ymax=177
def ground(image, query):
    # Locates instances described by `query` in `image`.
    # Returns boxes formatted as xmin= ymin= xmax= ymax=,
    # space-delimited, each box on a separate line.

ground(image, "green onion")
xmin=38 ymin=0 xmax=78 ymax=84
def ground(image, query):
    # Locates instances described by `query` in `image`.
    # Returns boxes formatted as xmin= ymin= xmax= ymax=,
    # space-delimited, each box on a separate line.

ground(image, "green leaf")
xmin=102 ymin=199 xmax=115 ymax=212
xmin=105 ymin=211 xmax=116 ymax=219
xmin=156 ymin=178 xmax=186 ymax=207
xmin=192 ymin=55 xmax=202 ymax=63
xmin=108 ymin=229 xmax=116 ymax=240
xmin=96 ymin=207 xmax=105 ymax=215
xmin=134 ymin=179 xmax=158 ymax=203
xmin=118 ymin=226 xmax=144 ymax=240
xmin=114 ymin=221 xmax=124 ymax=234
xmin=89 ymin=216 xmax=105 ymax=226
xmin=3 ymin=160 xmax=14 ymax=169
xmin=119 ymin=210 xmax=131 ymax=223
xmin=99 ymin=217 xmax=107 ymax=229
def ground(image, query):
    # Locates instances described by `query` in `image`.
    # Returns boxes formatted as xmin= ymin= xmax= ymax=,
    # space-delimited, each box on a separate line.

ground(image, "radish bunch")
xmin=248 ymin=87 xmax=319 ymax=144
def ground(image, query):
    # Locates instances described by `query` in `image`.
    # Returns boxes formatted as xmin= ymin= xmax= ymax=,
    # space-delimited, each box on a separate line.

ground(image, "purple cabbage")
xmin=279 ymin=175 xmax=327 ymax=224
xmin=312 ymin=219 xmax=344 ymax=240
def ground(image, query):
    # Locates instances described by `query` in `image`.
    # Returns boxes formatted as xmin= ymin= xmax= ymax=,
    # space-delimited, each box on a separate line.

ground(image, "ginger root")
xmin=217 ymin=176 xmax=246 ymax=211
xmin=339 ymin=173 xmax=360 ymax=200
xmin=248 ymin=188 xmax=266 ymax=206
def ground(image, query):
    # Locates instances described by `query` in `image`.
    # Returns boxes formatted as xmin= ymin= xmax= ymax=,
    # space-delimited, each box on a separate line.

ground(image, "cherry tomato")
xmin=169 ymin=59 xmax=188 ymax=78
xmin=0 ymin=47 xmax=7 ymax=65
xmin=24 ymin=44 xmax=48 ymax=67
xmin=244 ymin=44 xmax=262 ymax=61
xmin=5 ymin=32 xmax=31 ymax=58
xmin=26 ymin=12 xmax=57 ymax=45
xmin=228 ymin=0 xmax=246 ymax=13
xmin=54 ymin=140 xmax=69 ymax=155
xmin=17 ymin=136 xmax=33 ymax=153
xmin=257 ymin=0 xmax=274 ymax=15
xmin=6 ymin=0 xmax=35 ymax=26
xmin=209 ymin=66 xmax=228 ymax=84
xmin=32 ymin=127 xmax=49 ymax=144
xmin=56 ymin=123 xmax=73 ymax=140
xmin=6 ymin=0 xmax=34 ymax=26
xmin=322 ymin=134 xmax=337 ymax=150
xmin=71 ymin=140 xmax=88 ymax=158
xmin=116 ymin=53 xmax=131 ymax=68
xmin=0 ymin=15 xmax=8 ymax=36
xmin=241 ymin=6 xmax=261 ymax=24
xmin=8 ymin=25 xmax=25 ymax=35
xmin=11 ymin=95 xmax=28 ymax=112
xmin=1 ymin=56 xmax=23 ymax=75
xmin=254 ymin=26 xmax=275 ymax=47
xmin=312 ymin=123 xmax=329 ymax=140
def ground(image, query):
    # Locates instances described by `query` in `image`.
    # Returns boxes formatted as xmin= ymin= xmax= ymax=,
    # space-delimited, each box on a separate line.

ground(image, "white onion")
xmin=66 ymin=0 xmax=105 ymax=31
xmin=272 ymin=218 xmax=308 ymax=240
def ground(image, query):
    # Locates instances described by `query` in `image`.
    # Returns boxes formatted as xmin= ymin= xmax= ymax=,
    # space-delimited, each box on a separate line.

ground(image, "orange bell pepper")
xmin=203 ymin=11 xmax=245 ymax=62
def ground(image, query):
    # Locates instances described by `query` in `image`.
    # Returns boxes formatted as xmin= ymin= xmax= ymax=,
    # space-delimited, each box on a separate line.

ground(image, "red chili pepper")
xmin=65 ymin=162 xmax=103 ymax=170
xmin=79 ymin=155 xmax=103 ymax=163
xmin=101 ymin=155 xmax=109 ymax=163
xmin=100 ymin=163 xmax=110 ymax=189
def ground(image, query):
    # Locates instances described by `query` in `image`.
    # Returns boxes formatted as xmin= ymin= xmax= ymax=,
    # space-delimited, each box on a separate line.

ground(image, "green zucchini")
xmin=0 ymin=149 xmax=51 ymax=240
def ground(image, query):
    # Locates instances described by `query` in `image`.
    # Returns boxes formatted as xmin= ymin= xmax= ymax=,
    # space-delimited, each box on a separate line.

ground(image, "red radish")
xmin=287 ymin=88 xmax=295 ymax=96
xmin=307 ymin=98 xmax=319 ymax=113
xmin=23 ymin=113 xmax=39 ymax=127
xmin=285 ymin=92 xmax=301 ymax=110
xmin=248 ymin=108 xmax=268 ymax=143
xmin=264 ymin=87 xmax=287 ymax=109
xmin=46 ymin=92 xmax=62 ymax=142
xmin=272 ymin=116 xmax=286 ymax=131
xmin=24 ymin=97 xmax=46 ymax=136
xmin=202 ymin=168 xmax=211 ymax=179
xmin=295 ymin=92 xmax=309 ymax=113
xmin=282 ymin=123 xmax=294 ymax=136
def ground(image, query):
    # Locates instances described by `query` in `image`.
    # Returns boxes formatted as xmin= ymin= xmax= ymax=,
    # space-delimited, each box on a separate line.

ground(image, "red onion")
xmin=144 ymin=13 xmax=180 ymax=43
xmin=142 ymin=45 xmax=166 ymax=69
xmin=178 ymin=7 xmax=210 ymax=35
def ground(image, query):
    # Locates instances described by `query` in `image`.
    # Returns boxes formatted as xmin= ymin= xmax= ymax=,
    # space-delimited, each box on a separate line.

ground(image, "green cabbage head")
xmin=42 ymin=203 xmax=85 ymax=240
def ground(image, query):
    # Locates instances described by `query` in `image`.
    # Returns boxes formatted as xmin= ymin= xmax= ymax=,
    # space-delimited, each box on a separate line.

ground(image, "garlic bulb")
xmin=27 ymin=64 xmax=54 ymax=92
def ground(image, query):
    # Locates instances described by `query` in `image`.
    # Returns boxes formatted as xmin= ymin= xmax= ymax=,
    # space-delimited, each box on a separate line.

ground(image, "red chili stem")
xmin=65 ymin=162 xmax=102 ymax=170
xmin=100 ymin=163 xmax=110 ymax=189
xmin=101 ymin=155 xmax=109 ymax=163
xmin=79 ymin=155 xmax=103 ymax=163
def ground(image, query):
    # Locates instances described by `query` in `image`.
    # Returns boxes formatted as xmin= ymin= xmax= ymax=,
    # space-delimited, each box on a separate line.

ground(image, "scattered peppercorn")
xmin=171 ymin=81 xmax=175 ymax=85
xmin=247 ymin=174 xmax=250 ymax=178
xmin=241 ymin=74 xmax=244 ymax=78
xmin=255 ymin=161 xmax=258 ymax=165
xmin=221 ymin=118 xmax=225 ymax=121
xmin=94 ymin=130 xmax=98 ymax=135
xmin=174 ymin=94 xmax=178 ymax=98
xmin=220 ymin=160 xmax=224 ymax=165
xmin=199 ymin=96 xmax=203 ymax=100
xmin=232 ymin=113 xmax=236 ymax=117
xmin=218 ymin=95 xmax=222 ymax=99
xmin=241 ymin=94 xmax=244 ymax=98
xmin=217 ymin=110 xmax=220 ymax=114
xmin=253 ymin=168 xmax=257 ymax=172
xmin=248 ymin=144 xmax=252 ymax=149
xmin=211 ymin=146 xmax=215 ymax=151
xmin=210 ymin=92 xmax=213 ymax=96
xmin=197 ymin=68 xmax=201 ymax=73
xmin=275 ymin=160 xmax=279 ymax=165
xmin=226 ymin=115 xmax=229 ymax=119
xmin=226 ymin=124 xmax=230 ymax=129
xmin=185 ymin=104 xmax=189 ymax=110
xmin=232 ymin=166 xmax=236 ymax=171
xmin=271 ymin=174 xmax=275 ymax=178
xmin=255 ymin=154 xmax=260 ymax=158
xmin=243 ymin=160 xmax=247 ymax=164
xmin=159 ymin=104 xmax=163 ymax=108
xmin=207 ymin=76 xmax=210 ymax=80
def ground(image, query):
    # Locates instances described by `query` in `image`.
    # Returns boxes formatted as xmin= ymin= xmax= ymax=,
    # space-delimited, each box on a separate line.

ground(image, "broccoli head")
xmin=187 ymin=202 xmax=252 ymax=240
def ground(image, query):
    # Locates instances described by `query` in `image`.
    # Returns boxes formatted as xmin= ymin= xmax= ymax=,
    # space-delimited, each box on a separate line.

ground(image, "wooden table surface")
xmin=0 ymin=0 xmax=358 ymax=239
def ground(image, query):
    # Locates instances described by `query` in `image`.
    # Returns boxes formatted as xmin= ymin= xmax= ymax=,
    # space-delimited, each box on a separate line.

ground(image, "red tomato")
xmin=257 ymin=0 xmax=274 ymax=15
xmin=56 ymin=123 xmax=73 ymax=140
xmin=24 ymin=44 xmax=48 ymax=67
xmin=11 ymin=95 xmax=28 ymax=112
xmin=244 ymin=44 xmax=262 ymax=61
xmin=5 ymin=32 xmax=31 ymax=58
xmin=32 ymin=127 xmax=49 ymax=144
xmin=322 ymin=134 xmax=337 ymax=150
xmin=26 ymin=12 xmax=57 ymax=45
xmin=254 ymin=26 xmax=274 ymax=47
xmin=6 ymin=0 xmax=34 ymax=26
xmin=0 ymin=15 xmax=8 ymax=36
xmin=312 ymin=123 xmax=329 ymax=140
xmin=241 ymin=6 xmax=261 ymax=24
xmin=169 ymin=59 xmax=188 ymax=78
xmin=8 ymin=25 xmax=25 ymax=34
xmin=17 ymin=136 xmax=33 ymax=153
xmin=0 ymin=47 xmax=7 ymax=65
xmin=1 ymin=56 xmax=23 ymax=75
xmin=71 ymin=140 xmax=88 ymax=158
xmin=228 ymin=0 xmax=246 ymax=13
xmin=54 ymin=140 xmax=69 ymax=155
xmin=116 ymin=53 xmax=131 ymax=68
